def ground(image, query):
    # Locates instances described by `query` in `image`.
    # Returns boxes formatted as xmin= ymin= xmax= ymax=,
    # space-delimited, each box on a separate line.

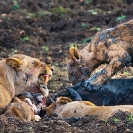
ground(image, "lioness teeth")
xmin=43 ymin=74 xmax=50 ymax=84
xmin=38 ymin=74 xmax=50 ymax=85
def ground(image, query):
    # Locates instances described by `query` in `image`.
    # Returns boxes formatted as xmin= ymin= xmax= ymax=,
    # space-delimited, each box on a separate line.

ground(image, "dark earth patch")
xmin=1 ymin=0 xmax=133 ymax=132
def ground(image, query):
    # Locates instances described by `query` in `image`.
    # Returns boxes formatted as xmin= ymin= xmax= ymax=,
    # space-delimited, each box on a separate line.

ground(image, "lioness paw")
xmin=34 ymin=115 xmax=41 ymax=121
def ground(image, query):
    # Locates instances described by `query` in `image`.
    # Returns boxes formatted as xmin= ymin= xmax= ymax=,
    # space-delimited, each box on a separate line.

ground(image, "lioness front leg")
xmin=84 ymin=52 xmax=131 ymax=91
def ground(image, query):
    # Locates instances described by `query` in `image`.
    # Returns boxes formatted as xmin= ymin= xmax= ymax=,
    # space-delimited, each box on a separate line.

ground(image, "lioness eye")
xmin=51 ymin=68 xmax=54 ymax=71
xmin=16 ymin=64 xmax=19 ymax=67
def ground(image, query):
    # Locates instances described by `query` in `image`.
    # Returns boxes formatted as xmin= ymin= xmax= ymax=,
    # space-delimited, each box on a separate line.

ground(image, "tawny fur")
xmin=46 ymin=97 xmax=133 ymax=120
xmin=4 ymin=97 xmax=41 ymax=121
xmin=0 ymin=54 xmax=52 ymax=114
xmin=67 ymin=19 xmax=133 ymax=89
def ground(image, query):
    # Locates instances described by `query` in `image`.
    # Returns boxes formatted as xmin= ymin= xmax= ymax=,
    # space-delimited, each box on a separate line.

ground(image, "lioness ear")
xmin=56 ymin=97 xmax=72 ymax=104
xmin=33 ymin=59 xmax=41 ymax=67
xmin=69 ymin=47 xmax=81 ymax=62
xmin=6 ymin=57 xmax=23 ymax=68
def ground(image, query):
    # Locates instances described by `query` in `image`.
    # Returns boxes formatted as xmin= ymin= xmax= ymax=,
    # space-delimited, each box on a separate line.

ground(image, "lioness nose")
xmin=40 ymin=85 xmax=47 ymax=89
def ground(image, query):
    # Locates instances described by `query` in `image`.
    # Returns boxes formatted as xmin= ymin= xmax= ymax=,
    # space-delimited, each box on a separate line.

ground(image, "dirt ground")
xmin=1 ymin=0 xmax=133 ymax=132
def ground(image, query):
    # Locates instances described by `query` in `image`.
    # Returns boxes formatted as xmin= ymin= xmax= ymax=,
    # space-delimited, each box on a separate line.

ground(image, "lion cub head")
xmin=5 ymin=54 xmax=53 ymax=95
xmin=45 ymin=97 xmax=96 ymax=117
xmin=45 ymin=97 xmax=72 ymax=117
xmin=4 ymin=96 xmax=41 ymax=121
xmin=67 ymin=47 xmax=90 ymax=85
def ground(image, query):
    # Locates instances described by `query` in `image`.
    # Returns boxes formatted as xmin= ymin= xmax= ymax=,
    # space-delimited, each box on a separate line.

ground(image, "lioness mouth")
xmin=38 ymin=74 xmax=50 ymax=97
xmin=39 ymin=74 xmax=51 ymax=85
xmin=43 ymin=74 xmax=51 ymax=84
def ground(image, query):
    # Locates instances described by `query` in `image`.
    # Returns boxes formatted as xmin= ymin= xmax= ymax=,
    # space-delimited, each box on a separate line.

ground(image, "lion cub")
xmin=45 ymin=97 xmax=133 ymax=120
xmin=4 ymin=96 xmax=41 ymax=121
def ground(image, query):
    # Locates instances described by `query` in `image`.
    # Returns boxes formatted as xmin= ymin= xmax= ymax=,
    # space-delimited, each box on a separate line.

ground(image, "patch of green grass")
xmin=116 ymin=14 xmax=126 ymax=22
xmin=12 ymin=0 xmax=19 ymax=10
xmin=49 ymin=6 xmax=72 ymax=15
xmin=88 ymin=9 xmax=98 ymax=15
xmin=123 ymin=69 xmax=133 ymax=76
xmin=20 ymin=36 xmax=30 ymax=41
xmin=9 ymin=49 xmax=18 ymax=56
xmin=89 ymin=27 xmax=101 ymax=31
xmin=131 ymin=69 xmax=133 ymax=74
xmin=42 ymin=46 xmax=49 ymax=51
xmin=81 ymin=23 xmax=87 ymax=27
xmin=2 ymin=17 xmax=9 ymax=21
xmin=12 ymin=4 xmax=19 ymax=10
xmin=26 ymin=12 xmax=36 ymax=18
xmin=80 ymin=37 xmax=92 ymax=44
xmin=123 ymin=71 xmax=130 ymax=76
xmin=0 ymin=51 xmax=4 ymax=54
xmin=69 ymin=43 xmax=77 ymax=48
xmin=86 ymin=0 xmax=92 ymax=4
xmin=37 ymin=11 xmax=52 ymax=16
xmin=126 ymin=114 xmax=133 ymax=123
xmin=59 ymin=50 xmax=62 ymax=53
xmin=12 ymin=49 xmax=18 ymax=53
xmin=102 ymin=119 xmax=107 ymax=123
xmin=113 ymin=117 xmax=119 ymax=124
xmin=28 ymin=127 xmax=33 ymax=131
xmin=26 ymin=11 xmax=52 ymax=18
xmin=116 ymin=0 xmax=124 ymax=2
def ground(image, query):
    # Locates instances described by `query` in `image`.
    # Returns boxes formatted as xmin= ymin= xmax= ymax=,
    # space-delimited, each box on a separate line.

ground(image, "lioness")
xmin=0 ymin=54 xmax=52 ymax=114
xmin=67 ymin=19 xmax=133 ymax=91
xmin=45 ymin=97 xmax=133 ymax=120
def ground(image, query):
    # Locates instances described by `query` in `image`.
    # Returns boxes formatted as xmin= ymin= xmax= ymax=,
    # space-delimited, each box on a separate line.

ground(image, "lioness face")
xmin=6 ymin=54 xmax=52 ymax=95
xmin=67 ymin=47 xmax=90 ymax=85
xmin=67 ymin=63 xmax=89 ymax=85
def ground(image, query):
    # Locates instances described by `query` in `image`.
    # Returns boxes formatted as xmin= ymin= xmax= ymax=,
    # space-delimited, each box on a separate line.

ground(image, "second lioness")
xmin=67 ymin=19 xmax=133 ymax=91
